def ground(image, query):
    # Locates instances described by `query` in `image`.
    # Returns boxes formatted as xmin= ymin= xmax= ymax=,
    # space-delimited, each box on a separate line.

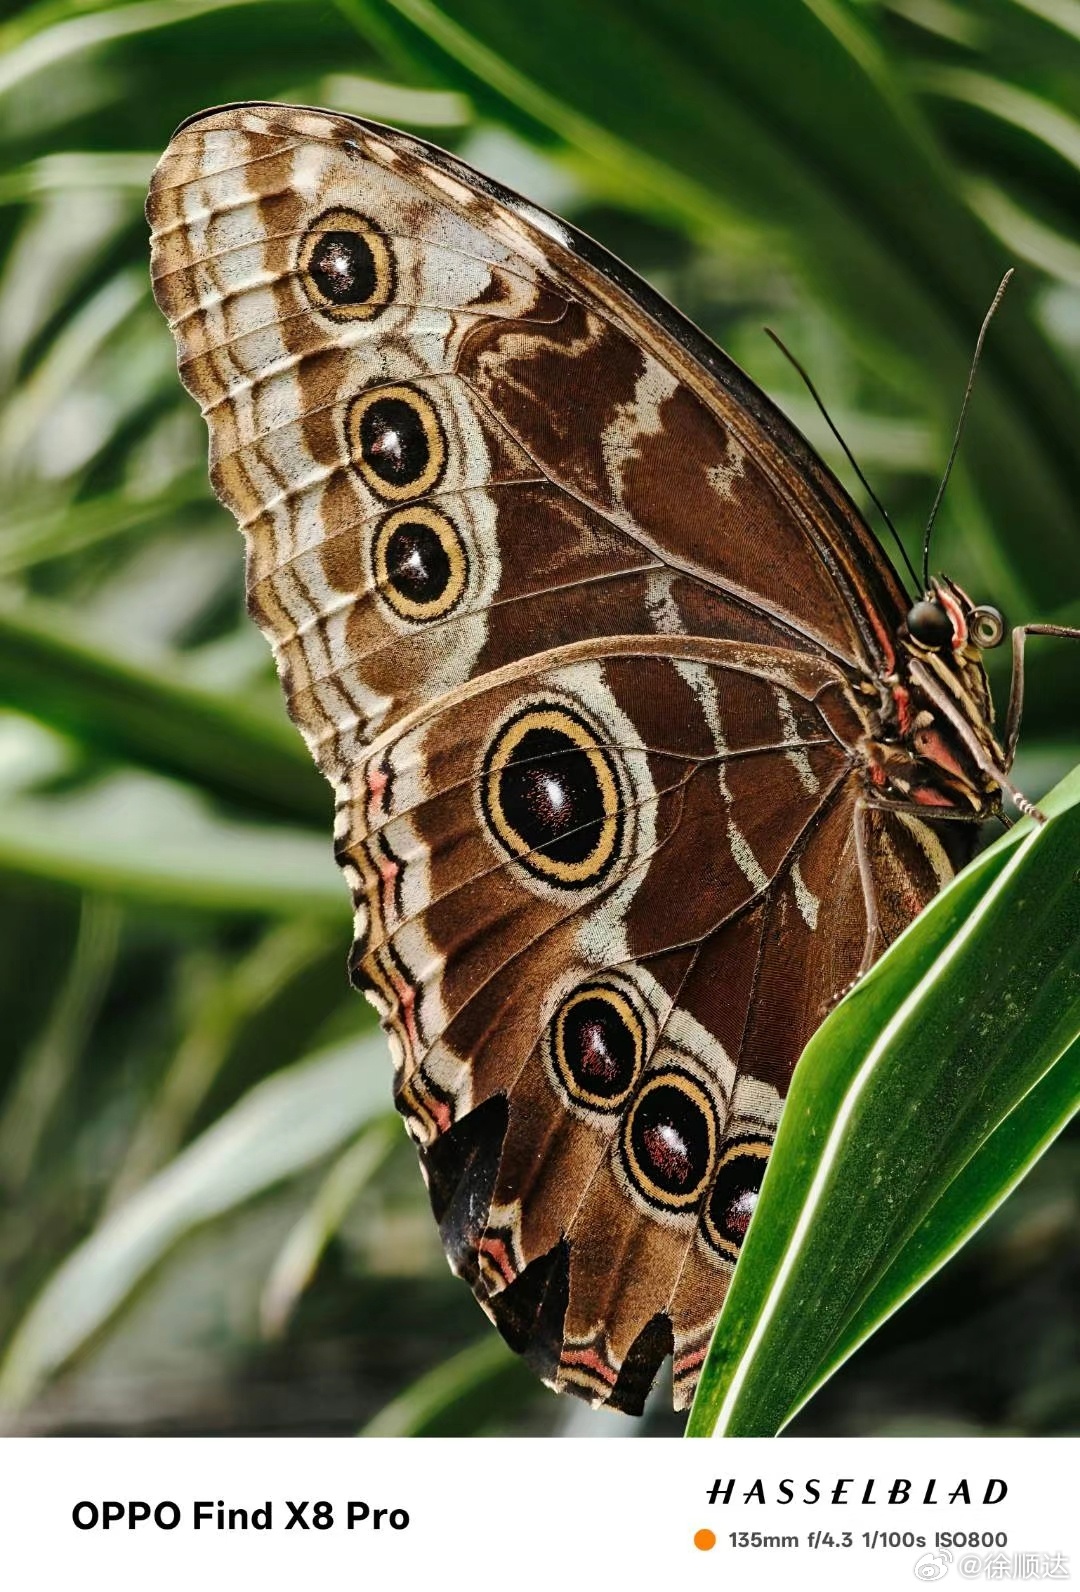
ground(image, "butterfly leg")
xmin=852 ymin=798 xmax=885 ymax=977
xmin=1004 ymin=624 xmax=1080 ymax=771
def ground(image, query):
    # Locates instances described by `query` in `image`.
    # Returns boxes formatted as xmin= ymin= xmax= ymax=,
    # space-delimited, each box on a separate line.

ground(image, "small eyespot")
xmin=346 ymin=383 xmax=447 ymax=501
xmin=373 ymin=505 xmax=468 ymax=622
xmin=971 ymin=604 xmax=1006 ymax=648
xmin=299 ymin=208 xmax=393 ymax=321
xmin=905 ymin=599 xmax=954 ymax=650
xmin=620 ymin=1070 xmax=719 ymax=1212
xmin=547 ymin=978 xmax=648 ymax=1114
xmin=701 ymin=1139 xmax=771 ymax=1263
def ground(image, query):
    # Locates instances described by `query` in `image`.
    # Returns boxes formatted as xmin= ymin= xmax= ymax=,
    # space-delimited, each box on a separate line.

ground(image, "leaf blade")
xmin=0 ymin=1035 xmax=393 ymax=1409
xmin=687 ymin=766 xmax=1080 ymax=1438
xmin=0 ymin=597 xmax=327 ymax=824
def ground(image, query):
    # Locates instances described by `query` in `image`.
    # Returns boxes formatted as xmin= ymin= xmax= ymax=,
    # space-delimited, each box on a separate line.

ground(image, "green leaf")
xmin=107 ymin=918 xmax=350 ymax=1205
xmin=0 ymin=771 xmax=343 ymax=916
xmin=0 ymin=474 xmax=210 ymax=574
xmin=259 ymin=1117 xmax=399 ymax=1338
xmin=0 ymin=0 xmax=269 ymax=99
xmin=359 ymin=1335 xmax=538 ymax=1437
xmin=798 ymin=1032 xmax=1080 ymax=1419
xmin=0 ymin=596 xmax=327 ymax=824
xmin=687 ymin=766 xmax=1080 ymax=1438
xmin=0 ymin=1035 xmax=394 ymax=1408
xmin=0 ymin=896 xmax=121 ymax=1191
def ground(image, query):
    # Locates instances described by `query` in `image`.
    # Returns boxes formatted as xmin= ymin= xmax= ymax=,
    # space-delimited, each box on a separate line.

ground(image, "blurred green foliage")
xmin=0 ymin=0 xmax=1076 ymax=1438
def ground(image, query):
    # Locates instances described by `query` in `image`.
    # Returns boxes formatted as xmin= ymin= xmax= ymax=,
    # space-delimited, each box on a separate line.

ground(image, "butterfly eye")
xmin=971 ymin=604 xmax=1006 ymax=648
xmin=905 ymin=599 xmax=954 ymax=650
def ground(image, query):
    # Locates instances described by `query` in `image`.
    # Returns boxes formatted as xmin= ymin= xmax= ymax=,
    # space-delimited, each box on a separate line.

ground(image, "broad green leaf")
xmin=0 ymin=596 xmax=327 ymax=824
xmin=687 ymin=767 xmax=1080 ymax=1437
xmin=795 ymin=1032 xmax=1080 ymax=1422
xmin=0 ymin=1035 xmax=394 ymax=1409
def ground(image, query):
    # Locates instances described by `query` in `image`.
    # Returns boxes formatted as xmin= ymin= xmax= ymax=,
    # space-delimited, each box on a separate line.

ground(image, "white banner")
xmin=0 ymin=1436 xmax=1073 ymax=1590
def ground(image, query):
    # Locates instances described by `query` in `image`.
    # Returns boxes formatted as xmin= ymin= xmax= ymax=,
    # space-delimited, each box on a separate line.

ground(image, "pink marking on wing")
xmin=674 ymin=1344 xmax=709 ymax=1377
xmin=367 ymin=763 xmax=389 ymax=821
xmin=387 ymin=966 xmax=422 ymax=1060
xmin=379 ymin=856 xmax=398 ymax=921
xmin=479 ymin=1235 xmax=517 ymax=1286
xmin=560 ymin=1346 xmax=618 ymax=1385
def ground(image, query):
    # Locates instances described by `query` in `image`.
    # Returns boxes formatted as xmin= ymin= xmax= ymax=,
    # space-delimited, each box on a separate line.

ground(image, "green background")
xmin=0 ymin=0 xmax=1077 ymax=1437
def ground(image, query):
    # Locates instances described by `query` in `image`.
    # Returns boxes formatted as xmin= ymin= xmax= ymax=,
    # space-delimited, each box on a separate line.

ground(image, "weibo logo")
xmin=914 ymin=1549 xmax=953 ymax=1581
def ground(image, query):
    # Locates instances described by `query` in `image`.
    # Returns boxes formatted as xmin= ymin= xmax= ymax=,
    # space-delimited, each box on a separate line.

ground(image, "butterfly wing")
xmin=148 ymin=103 xmax=950 ymax=1411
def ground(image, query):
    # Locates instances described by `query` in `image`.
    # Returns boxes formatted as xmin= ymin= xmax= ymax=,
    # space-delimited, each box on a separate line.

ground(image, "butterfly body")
xmin=148 ymin=103 xmax=1011 ymax=1413
xmin=870 ymin=581 xmax=1005 ymax=819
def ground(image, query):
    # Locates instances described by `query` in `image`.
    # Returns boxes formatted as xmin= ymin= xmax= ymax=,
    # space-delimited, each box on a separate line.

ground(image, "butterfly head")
xmin=887 ymin=577 xmax=1009 ymax=815
xmin=904 ymin=577 xmax=1005 ymax=657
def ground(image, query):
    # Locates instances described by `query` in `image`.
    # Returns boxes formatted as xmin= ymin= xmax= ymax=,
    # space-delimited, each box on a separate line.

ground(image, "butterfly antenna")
xmin=764 ymin=326 xmax=921 ymax=597
xmin=922 ymin=268 xmax=1014 ymax=590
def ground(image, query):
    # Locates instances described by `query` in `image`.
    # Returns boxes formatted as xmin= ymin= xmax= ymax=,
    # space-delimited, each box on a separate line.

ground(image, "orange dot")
xmin=694 ymin=1529 xmax=716 ymax=1552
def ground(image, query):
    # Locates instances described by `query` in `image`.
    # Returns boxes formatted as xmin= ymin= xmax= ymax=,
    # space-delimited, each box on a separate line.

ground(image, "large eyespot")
xmin=620 ymin=1070 xmax=719 ymax=1212
xmin=905 ymin=599 xmax=954 ymax=650
xmin=347 ymin=383 xmax=446 ymax=501
xmin=299 ymin=208 xmax=393 ymax=321
xmin=971 ymin=604 xmax=1006 ymax=648
xmin=701 ymin=1138 xmax=771 ymax=1262
xmin=547 ymin=979 xmax=648 ymax=1114
xmin=480 ymin=704 xmax=623 ymax=888
xmin=373 ymin=504 xmax=468 ymax=622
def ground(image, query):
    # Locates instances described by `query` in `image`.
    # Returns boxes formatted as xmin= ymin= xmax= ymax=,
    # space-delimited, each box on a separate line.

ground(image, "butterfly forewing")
xmin=148 ymin=103 xmax=950 ymax=1412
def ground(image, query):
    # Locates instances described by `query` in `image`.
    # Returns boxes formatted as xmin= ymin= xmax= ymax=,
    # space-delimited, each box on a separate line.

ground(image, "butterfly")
xmin=147 ymin=102 xmax=1068 ymax=1415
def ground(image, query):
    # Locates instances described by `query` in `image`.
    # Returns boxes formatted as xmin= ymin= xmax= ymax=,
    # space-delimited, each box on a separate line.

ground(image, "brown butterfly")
xmin=147 ymin=102 xmax=1073 ymax=1415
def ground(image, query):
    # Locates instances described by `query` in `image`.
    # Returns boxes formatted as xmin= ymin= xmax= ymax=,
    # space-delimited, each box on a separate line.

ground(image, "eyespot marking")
xmin=547 ymin=978 xmax=648 ymax=1114
xmin=373 ymin=504 xmax=468 ymax=622
xmin=701 ymin=1137 xmax=771 ymax=1261
xmin=480 ymin=704 xmax=623 ymax=888
xmin=299 ymin=207 xmax=394 ymax=321
xmin=347 ymin=383 xmax=447 ymax=501
xmin=620 ymin=1069 xmax=718 ymax=1212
